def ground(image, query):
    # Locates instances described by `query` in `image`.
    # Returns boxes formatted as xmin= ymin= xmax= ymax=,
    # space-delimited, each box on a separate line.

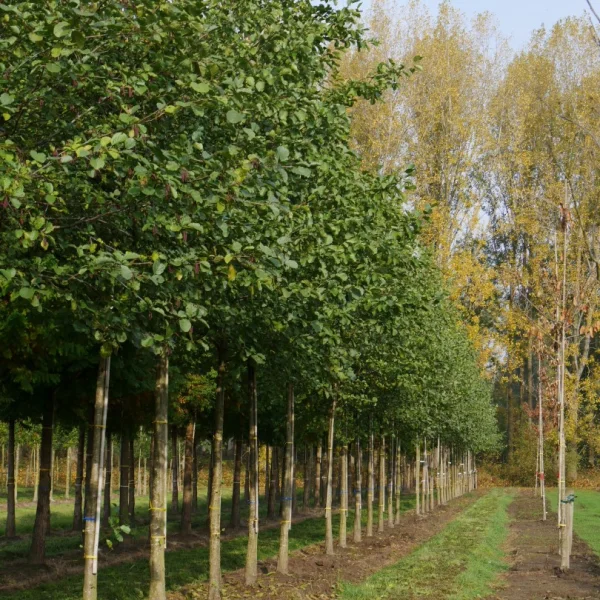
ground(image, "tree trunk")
xmin=149 ymin=355 xmax=169 ymax=600
xmin=129 ymin=436 xmax=136 ymax=524
xmin=84 ymin=407 xmax=95 ymax=525
xmin=181 ymin=421 xmax=195 ymax=535
xmin=192 ymin=439 xmax=198 ymax=514
xmin=29 ymin=394 xmax=54 ymax=563
xmin=208 ymin=351 xmax=226 ymax=600
xmin=277 ymin=383 xmax=295 ymax=573
xmin=302 ymin=445 xmax=311 ymax=511
xmin=244 ymin=444 xmax=250 ymax=505
xmin=119 ymin=432 xmax=130 ymax=526
xmin=367 ymin=420 xmax=374 ymax=537
xmin=33 ymin=444 xmax=39 ymax=503
xmin=65 ymin=445 xmax=71 ymax=500
xmin=73 ymin=425 xmax=85 ymax=532
xmin=171 ymin=426 xmax=179 ymax=514
xmin=264 ymin=444 xmax=270 ymax=509
xmin=314 ymin=442 xmax=322 ymax=508
xmin=339 ymin=443 xmax=348 ymax=548
xmin=5 ymin=419 xmax=16 ymax=538
xmin=230 ymin=439 xmax=242 ymax=528
xmin=324 ymin=398 xmax=337 ymax=555
xmin=82 ymin=356 xmax=111 ymax=600
xmin=245 ymin=361 xmax=259 ymax=586
xmin=388 ymin=436 xmax=394 ymax=528
xmin=354 ymin=439 xmax=362 ymax=542
xmin=102 ymin=430 xmax=112 ymax=527
xmin=378 ymin=436 xmax=385 ymax=533
xmin=415 ymin=439 xmax=420 ymax=516
xmin=395 ymin=440 xmax=401 ymax=524
xmin=267 ymin=447 xmax=277 ymax=519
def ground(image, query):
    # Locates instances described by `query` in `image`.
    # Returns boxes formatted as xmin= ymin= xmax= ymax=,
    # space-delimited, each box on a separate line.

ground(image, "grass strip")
xmin=339 ymin=489 xmax=513 ymax=600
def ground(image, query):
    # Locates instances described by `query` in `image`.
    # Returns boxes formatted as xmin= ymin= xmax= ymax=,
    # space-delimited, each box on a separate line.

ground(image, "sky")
xmin=360 ymin=0 xmax=594 ymax=48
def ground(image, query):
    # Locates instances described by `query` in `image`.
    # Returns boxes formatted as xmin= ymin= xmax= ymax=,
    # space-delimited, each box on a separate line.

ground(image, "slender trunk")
xmin=33 ymin=445 xmax=39 ymax=503
xmin=102 ymin=431 xmax=112 ymax=527
xmin=5 ymin=419 xmax=16 ymax=537
xmin=314 ymin=442 xmax=322 ymax=508
xmin=268 ymin=447 xmax=277 ymax=519
xmin=395 ymin=440 xmax=401 ymax=523
xmin=244 ymin=444 xmax=250 ymax=505
xmin=129 ymin=436 xmax=136 ymax=524
xmin=324 ymin=398 xmax=337 ymax=555
xmin=367 ymin=420 xmax=374 ymax=537
xmin=149 ymin=355 xmax=169 ymax=600
xmin=181 ymin=421 xmax=195 ymax=535
xmin=291 ymin=446 xmax=297 ymax=517
xmin=119 ymin=432 xmax=130 ymax=526
xmin=353 ymin=439 xmax=362 ymax=542
xmin=245 ymin=361 xmax=259 ymax=586
xmin=84 ymin=408 xmax=94 ymax=525
xmin=302 ymin=444 xmax=310 ymax=512
xmin=82 ymin=356 xmax=111 ymax=600
xmin=278 ymin=447 xmax=285 ymax=515
xmin=415 ymin=439 xmax=420 ymax=516
xmin=538 ymin=353 xmax=547 ymax=521
xmin=171 ymin=427 xmax=179 ymax=514
xmin=73 ymin=425 xmax=85 ymax=531
xmin=29 ymin=394 xmax=54 ymax=563
xmin=277 ymin=383 xmax=295 ymax=573
xmin=388 ymin=436 xmax=394 ymax=528
xmin=378 ymin=436 xmax=385 ymax=533
xmin=208 ymin=351 xmax=226 ymax=600
xmin=264 ymin=445 xmax=270 ymax=509
xmin=192 ymin=439 xmax=198 ymax=514
xmin=65 ymin=446 xmax=71 ymax=499
xmin=230 ymin=439 xmax=242 ymax=528
xmin=339 ymin=443 xmax=348 ymax=548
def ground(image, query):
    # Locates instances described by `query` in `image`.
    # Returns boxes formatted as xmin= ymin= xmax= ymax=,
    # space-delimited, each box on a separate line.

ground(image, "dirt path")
xmin=487 ymin=491 xmax=600 ymax=600
xmin=170 ymin=491 xmax=483 ymax=600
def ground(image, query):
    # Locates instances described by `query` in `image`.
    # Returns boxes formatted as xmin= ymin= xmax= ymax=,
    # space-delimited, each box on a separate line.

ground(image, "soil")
xmin=169 ymin=491 xmax=482 ymax=600
xmin=487 ymin=491 xmax=600 ymax=600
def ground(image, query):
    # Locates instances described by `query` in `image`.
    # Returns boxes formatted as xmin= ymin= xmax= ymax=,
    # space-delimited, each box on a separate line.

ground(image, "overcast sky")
xmin=359 ymin=0 xmax=595 ymax=48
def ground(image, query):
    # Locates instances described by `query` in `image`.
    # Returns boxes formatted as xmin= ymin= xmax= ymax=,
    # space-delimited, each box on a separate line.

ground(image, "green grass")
xmin=548 ymin=488 xmax=600 ymax=557
xmin=2 ymin=495 xmax=416 ymax=600
xmin=339 ymin=489 xmax=513 ymax=600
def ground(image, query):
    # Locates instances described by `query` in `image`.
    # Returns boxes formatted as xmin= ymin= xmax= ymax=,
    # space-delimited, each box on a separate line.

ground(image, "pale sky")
xmin=359 ymin=0 xmax=594 ymax=48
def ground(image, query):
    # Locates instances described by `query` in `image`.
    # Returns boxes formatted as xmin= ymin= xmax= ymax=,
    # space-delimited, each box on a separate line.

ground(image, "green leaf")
xmin=90 ymin=157 xmax=105 ymax=170
xmin=292 ymin=166 xmax=311 ymax=177
xmin=152 ymin=262 xmax=166 ymax=276
xmin=191 ymin=81 xmax=210 ymax=94
xmin=120 ymin=265 xmax=133 ymax=280
xmin=226 ymin=109 xmax=245 ymax=124
xmin=179 ymin=318 xmax=192 ymax=333
xmin=0 ymin=93 xmax=14 ymax=106
xmin=53 ymin=21 xmax=70 ymax=38
xmin=276 ymin=146 xmax=290 ymax=161
xmin=0 ymin=268 xmax=16 ymax=281
xmin=30 ymin=151 xmax=46 ymax=163
xmin=28 ymin=32 xmax=43 ymax=43
xmin=46 ymin=63 xmax=62 ymax=73
xmin=19 ymin=287 xmax=35 ymax=300
xmin=141 ymin=336 xmax=154 ymax=348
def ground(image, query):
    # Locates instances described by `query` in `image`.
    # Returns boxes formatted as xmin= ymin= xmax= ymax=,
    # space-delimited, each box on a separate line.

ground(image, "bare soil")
xmin=169 ymin=491 xmax=482 ymax=600
xmin=487 ymin=491 xmax=600 ymax=600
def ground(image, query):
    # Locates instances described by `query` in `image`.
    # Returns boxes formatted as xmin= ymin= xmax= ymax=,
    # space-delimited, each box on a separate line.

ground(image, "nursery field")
xmin=4 ymin=485 xmax=600 ymax=599
xmin=3 ymin=0 xmax=600 ymax=599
